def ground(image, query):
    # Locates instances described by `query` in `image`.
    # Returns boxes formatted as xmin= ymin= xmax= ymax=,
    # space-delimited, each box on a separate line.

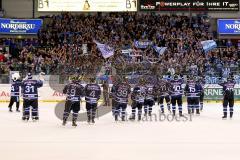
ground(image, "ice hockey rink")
xmin=0 ymin=102 xmax=240 ymax=160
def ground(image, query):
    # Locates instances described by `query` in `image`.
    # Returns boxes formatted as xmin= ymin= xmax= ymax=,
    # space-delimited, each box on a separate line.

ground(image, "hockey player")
xmin=170 ymin=74 xmax=184 ymax=116
xmin=155 ymin=77 xmax=172 ymax=114
xmin=219 ymin=76 xmax=236 ymax=119
xmin=21 ymin=73 xmax=43 ymax=121
xmin=110 ymin=82 xmax=117 ymax=116
xmin=85 ymin=77 xmax=101 ymax=124
xmin=184 ymin=76 xmax=202 ymax=115
xmin=129 ymin=78 xmax=147 ymax=121
xmin=62 ymin=76 xmax=85 ymax=126
xmin=144 ymin=81 xmax=155 ymax=117
xmin=8 ymin=73 xmax=21 ymax=112
xmin=110 ymin=77 xmax=120 ymax=116
xmin=114 ymin=77 xmax=131 ymax=121
xmin=197 ymin=76 xmax=205 ymax=111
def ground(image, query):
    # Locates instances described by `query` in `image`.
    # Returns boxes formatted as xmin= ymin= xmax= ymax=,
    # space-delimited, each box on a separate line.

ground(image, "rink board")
xmin=0 ymin=84 xmax=240 ymax=102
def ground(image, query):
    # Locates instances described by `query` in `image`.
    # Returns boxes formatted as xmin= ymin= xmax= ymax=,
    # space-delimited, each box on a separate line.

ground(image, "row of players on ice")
xmin=8 ymin=73 xmax=235 ymax=126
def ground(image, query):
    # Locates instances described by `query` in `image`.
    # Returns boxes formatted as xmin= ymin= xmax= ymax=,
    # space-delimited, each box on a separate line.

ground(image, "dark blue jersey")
xmin=219 ymin=80 xmax=235 ymax=98
xmin=115 ymin=82 xmax=131 ymax=104
xmin=85 ymin=84 xmax=101 ymax=104
xmin=131 ymin=85 xmax=146 ymax=103
xmin=145 ymin=84 xmax=155 ymax=101
xmin=170 ymin=79 xmax=183 ymax=97
xmin=63 ymin=82 xmax=85 ymax=102
xmin=184 ymin=80 xmax=202 ymax=98
xmin=10 ymin=80 xmax=22 ymax=97
xmin=197 ymin=78 xmax=205 ymax=93
xmin=154 ymin=79 xmax=172 ymax=97
xmin=21 ymin=80 xmax=43 ymax=100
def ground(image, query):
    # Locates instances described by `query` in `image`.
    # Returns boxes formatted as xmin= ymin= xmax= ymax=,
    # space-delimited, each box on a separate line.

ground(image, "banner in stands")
xmin=134 ymin=40 xmax=153 ymax=49
xmin=94 ymin=41 xmax=114 ymax=59
xmin=38 ymin=0 xmax=137 ymax=12
xmin=153 ymin=46 xmax=167 ymax=56
xmin=0 ymin=18 xmax=42 ymax=34
xmin=218 ymin=19 xmax=240 ymax=35
xmin=139 ymin=0 xmax=239 ymax=11
xmin=201 ymin=40 xmax=217 ymax=53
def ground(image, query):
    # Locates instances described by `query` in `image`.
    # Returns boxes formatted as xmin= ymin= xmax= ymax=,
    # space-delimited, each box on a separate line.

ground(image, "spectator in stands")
xmin=0 ymin=52 xmax=5 ymax=62
xmin=0 ymin=13 xmax=239 ymax=82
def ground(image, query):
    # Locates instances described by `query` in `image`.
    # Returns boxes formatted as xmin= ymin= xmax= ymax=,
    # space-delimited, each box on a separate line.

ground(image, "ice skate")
xmin=114 ymin=115 xmax=118 ymax=122
xmin=87 ymin=116 xmax=91 ymax=124
xmin=222 ymin=113 xmax=227 ymax=120
xmin=91 ymin=118 xmax=95 ymax=124
xmin=148 ymin=112 xmax=152 ymax=117
xmin=144 ymin=112 xmax=148 ymax=117
xmin=22 ymin=116 xmax=29 ymax=121
xmin=179 ymin=111 xmax=183 ymax=117
xmin=172 ymin=110 xmax=176 ymax=116
xmin=230 ymin=112 xmax=233 ymax=119
xmin=196 ymin=109 xmax=200 ymax=116
xmin=62 ymin=120 xmax=67 ymax=126
xmin=32 ymin=117 xmax=39 ymax=122
xmin=62 ymin=117 xmax=67 ymax=126
xmin=138 ymin=115 xmax=141 ymax=121
xmin=160 ymin=108 xmax=164 ymax=114
xmin=72 ymin=121 xmax=77 ymax=127
xmin=129 ymin=115 xmax=135 ymax=121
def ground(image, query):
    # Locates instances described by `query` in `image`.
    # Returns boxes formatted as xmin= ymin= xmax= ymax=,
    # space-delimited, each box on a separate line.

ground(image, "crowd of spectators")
xmin=0 ymin=13 xmax=239 ymax=81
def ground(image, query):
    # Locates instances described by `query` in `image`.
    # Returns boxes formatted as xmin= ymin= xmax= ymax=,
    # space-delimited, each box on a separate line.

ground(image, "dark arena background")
xmin=0 ymin=0 xmax=240 ymax=160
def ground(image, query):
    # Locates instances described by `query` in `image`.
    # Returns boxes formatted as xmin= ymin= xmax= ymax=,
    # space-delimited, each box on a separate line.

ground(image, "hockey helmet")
xmin=174 ymin=74 xmax=178 ymax=80
xmin=12 ymin=73 xmax=20 ymax=81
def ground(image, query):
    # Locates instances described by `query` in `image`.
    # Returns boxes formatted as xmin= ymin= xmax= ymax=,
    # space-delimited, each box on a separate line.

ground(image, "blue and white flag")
xmin=153 ymin=46 xmax=167 ymax=56
xmin=201 ymin=40 xmax=217 ymax=53
xmin=94 ymin=41 xmax=114 ymax=59
xmin=134 ymin=40 xmax=153 ymax=49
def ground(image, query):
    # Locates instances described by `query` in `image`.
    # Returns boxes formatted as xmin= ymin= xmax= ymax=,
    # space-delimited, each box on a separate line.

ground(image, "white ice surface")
xmin=0 ymin=102 xmax=240 ymax=160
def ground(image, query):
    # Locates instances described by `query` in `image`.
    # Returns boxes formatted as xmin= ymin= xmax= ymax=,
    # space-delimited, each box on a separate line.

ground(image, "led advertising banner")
xmin=0 ymin=18 xmax=42 ymax=34
xmin=38 ymin=0 xmax=137 ymax=12
xmin=218 ymin=19 xmax=240 ymax=35
xmin=139 ymin=0 xmax=239 ymax=11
